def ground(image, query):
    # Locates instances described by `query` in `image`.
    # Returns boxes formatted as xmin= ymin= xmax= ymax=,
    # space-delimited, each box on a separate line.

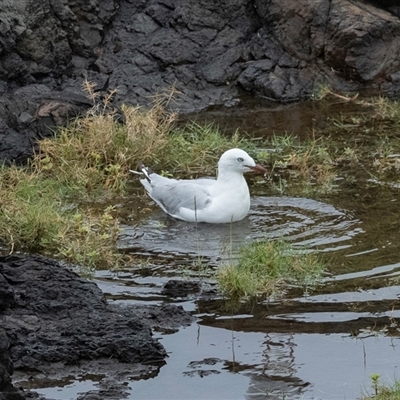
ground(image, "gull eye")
xmin=237 ymin=157 xmax=244 ymax=162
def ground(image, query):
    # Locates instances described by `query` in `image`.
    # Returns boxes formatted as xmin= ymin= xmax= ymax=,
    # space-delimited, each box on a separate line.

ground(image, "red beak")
xmin=246 ymin=164 xmax=268 ymax=175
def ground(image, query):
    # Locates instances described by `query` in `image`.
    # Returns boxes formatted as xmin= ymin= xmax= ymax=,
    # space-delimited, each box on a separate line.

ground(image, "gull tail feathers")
xmin=129 ymin=162 xmax=153 ymax=183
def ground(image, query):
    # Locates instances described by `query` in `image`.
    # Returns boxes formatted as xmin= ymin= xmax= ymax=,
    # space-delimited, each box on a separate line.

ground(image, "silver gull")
xmin=131 ymin=148 xmax=267 ymax=223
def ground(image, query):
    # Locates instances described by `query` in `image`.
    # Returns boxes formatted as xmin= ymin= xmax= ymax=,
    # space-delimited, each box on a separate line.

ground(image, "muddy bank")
xmin=1 ymin=0 xmax=400 ymax=163
xmin=0 ymin=255 xmax=194 ymax=400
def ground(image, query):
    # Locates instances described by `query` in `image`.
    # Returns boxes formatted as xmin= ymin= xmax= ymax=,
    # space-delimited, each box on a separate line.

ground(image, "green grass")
xmin=362 ymin=375 xmax=400 ymax=400
xmin=216 ymin=238 xmax=326 ymax=298
xmin=255 ymin=133 xmax=338 ymax=195
xmin=32 ymin=101 xmax=174 ymax=200
xmin=359 ymin=96 xmax=400 ymax=123
xmin=32 ymin=100 xmax=258 ymax=201
xmin=0 ymin=165 xmax=121 ymax=270
xmin=161 ymin=121 xmax=257 ymax=176
xmin=3 ymin=84 xmax=400 ymax=270
xmin=0 ymin=166 xmax=61 ymax=252
xmin=0 ymin=85 xmax=260 ymax=268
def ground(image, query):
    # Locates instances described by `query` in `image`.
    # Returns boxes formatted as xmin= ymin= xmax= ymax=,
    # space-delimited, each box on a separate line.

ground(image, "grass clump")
xmin=57 ymin=206 xmax=122 ymax=271
xmin=312 ymin=84 xmax=358 ymax=102
xmin=161 ymin=121 xmax=257 ymax=176
xmin=32 ymin=81 xmax=258 ymax=200
xmin=33 ymin=96 xmax=175 ymax=200
xmin=257 ymin=133 xmax=337 ymax=194
xmin=362 ymin=374 xmax=400 ymax=400
xmin=0 ymin=165 xmax=64 ymax=252
xmin=0 ymin=82 xmax=260 ymax=269
xmin=0 ymin=164 xmax=121 ymax=270
xmin=359 ymin=96 xmax=400 ymax=123
xmin=323 ymin=96 xmax=400 ymax=183
xmin=216 ymin=238 xmax=325 ymax=299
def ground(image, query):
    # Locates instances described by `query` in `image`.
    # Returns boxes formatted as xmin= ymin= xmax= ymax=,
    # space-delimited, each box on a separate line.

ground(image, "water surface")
xmin=20 ymin=98 xmax=400 ymax=399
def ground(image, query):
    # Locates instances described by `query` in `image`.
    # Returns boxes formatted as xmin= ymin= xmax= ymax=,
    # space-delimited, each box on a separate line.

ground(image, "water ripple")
xmin=119 ymin=196 xmax=362 ymax=263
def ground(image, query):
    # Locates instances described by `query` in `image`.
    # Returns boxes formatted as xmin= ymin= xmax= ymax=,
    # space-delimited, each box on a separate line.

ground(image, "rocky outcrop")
xmin=0 ymin=255 xmax=193 ymax=399
xmin=260 ymin=0 xmax=400 ymax=95
xmin=1 ymin=0 xmax=400 ymax=163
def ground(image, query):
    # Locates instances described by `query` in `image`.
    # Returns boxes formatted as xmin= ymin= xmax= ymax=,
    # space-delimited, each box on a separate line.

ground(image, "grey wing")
xmin=151 ymin=182 xmax=213 ymax=215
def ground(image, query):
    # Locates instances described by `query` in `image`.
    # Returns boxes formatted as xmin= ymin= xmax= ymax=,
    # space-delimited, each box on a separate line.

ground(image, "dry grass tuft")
xmin=33 ymin=82 xmax=176 ymax=199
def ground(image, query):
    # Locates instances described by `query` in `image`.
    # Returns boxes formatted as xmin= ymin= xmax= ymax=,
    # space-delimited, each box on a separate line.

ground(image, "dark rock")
xmin=0 ymin=84 xmax=92 ymax=164
xmin=0 ymin=328 xmax=29 ymax=400
xmin=0 ymin=254 xmax=166 ymax=368
xmin=129 ymin=302 xmax=195 ymax=333
xmin=162 ymin=279 xmax=201 ymax=298
xmin=1 ymin=0 xmax=400 ymax=163
xmin=0 ymin=254 xmax=195 ymax=399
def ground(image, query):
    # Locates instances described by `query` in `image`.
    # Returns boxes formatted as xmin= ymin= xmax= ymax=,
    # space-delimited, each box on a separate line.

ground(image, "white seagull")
xmin=131 ymin=148 xmax=267 ymax=224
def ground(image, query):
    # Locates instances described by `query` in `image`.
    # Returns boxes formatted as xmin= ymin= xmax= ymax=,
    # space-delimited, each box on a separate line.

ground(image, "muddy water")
xmin=33 ymin=99 xmax=400 ymax=399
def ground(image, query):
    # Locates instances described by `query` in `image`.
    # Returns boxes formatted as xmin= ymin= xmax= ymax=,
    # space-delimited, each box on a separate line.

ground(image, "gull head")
xmin=218 ymin=148 xmax=267 ymax=175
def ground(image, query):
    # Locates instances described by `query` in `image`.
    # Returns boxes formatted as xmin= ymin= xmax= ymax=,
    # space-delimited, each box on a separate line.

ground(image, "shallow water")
xmin=119 ymin=195 xmax=361 ymax=264
xmin=19 ymin=98 xmax=400 ymax=399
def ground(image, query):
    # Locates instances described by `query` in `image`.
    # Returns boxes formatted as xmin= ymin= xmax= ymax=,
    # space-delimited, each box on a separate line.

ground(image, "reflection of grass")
xmin=215 ymin=238 xmax=325 ymax=299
